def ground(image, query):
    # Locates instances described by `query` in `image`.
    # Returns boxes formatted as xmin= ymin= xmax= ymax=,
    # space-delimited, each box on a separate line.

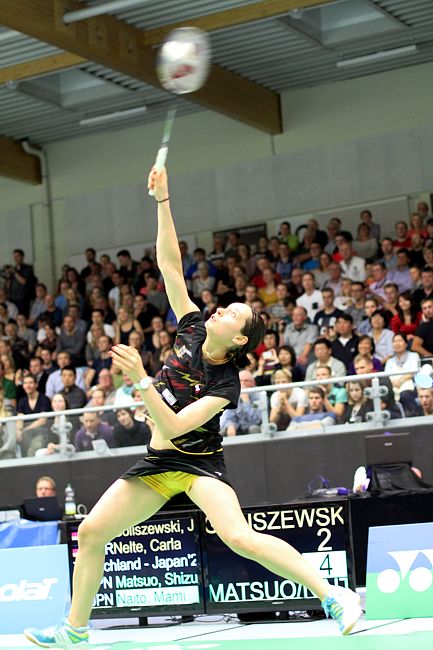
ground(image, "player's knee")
xmin=221 ymin=527 xmax=257 ymax=558
xmin=77 ymin=517 xmax=108 ymax=549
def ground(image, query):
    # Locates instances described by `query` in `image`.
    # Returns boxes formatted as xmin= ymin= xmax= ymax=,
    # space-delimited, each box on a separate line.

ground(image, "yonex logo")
xmin=377 ymin=549 xmax=433 ymax=594
xmin=0 ymin=578 xmax=58 ymax=602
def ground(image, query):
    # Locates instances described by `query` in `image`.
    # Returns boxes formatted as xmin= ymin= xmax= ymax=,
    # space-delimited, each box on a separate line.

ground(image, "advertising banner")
xmin=0 ymin=544 xmax=70 ymax=634
xmin=366 ymin=522 xmax=433 ymax=619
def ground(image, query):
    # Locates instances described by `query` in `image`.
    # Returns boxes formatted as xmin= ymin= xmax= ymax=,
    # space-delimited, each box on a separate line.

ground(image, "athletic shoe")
xmin=322 ymin=586 xmax=362 ymax=635
xmin=24 ymin=620 xmax=89 ymax=647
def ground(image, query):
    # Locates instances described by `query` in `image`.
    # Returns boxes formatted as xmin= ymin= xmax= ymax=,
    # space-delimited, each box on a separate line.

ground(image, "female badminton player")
xmin=25 ymin=167 xmax=361 ymax=647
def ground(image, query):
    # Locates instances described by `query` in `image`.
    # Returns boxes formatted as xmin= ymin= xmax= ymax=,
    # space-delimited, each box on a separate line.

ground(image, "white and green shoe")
xmin=24 ymin=619 xmax=89 ymax=647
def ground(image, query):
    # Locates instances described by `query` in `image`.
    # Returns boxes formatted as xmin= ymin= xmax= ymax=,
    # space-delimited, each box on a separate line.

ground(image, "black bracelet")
xmin=157 ymin=196 xmax=170 ymax=203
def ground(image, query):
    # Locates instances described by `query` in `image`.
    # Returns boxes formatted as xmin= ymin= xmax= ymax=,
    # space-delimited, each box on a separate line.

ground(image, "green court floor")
xmin=12 ymin=633 xmax=433 ymax=650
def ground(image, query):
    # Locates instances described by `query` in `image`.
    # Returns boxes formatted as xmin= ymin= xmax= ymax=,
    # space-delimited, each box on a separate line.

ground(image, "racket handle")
xmin=148 ymin=146 xmax=168 ymax=196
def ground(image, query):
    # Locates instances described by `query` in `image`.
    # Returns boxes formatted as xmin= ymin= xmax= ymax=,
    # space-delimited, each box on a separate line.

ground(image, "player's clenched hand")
xmin=109 ymin=344 xmax=146 ymax=384
xmin=147 ymin=165 xmax=169 ymax=202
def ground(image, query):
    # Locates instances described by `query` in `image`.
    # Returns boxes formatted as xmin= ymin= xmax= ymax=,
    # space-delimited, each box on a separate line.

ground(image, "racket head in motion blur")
xmin=149 ymin=27 xmax=211 ymax=196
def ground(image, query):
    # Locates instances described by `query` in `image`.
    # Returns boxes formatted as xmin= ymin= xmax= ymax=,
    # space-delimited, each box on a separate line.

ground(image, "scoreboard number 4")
xmin=320 ymin=553 xmax=333 ymax=575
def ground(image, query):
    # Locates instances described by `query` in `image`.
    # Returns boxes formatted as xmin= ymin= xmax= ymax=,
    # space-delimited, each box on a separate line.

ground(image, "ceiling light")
xmin=336 ymin=45 xmax=417 ymax=68
xmin=79 ymin=105 xmax=147 ymax=126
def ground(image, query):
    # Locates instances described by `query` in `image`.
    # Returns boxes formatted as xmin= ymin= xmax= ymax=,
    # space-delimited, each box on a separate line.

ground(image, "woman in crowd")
xmin=255 ymin=330 xmax=280 ymax=385
xmin=39 ymin=322 xmax=58 ymax=356
xmin=269 ymin=368 xmax=308 ymax=430
xmin=25 ymin=165 xmax=361 ymax=647
xmin=258 ymin=268 xmax=278 ymax=308
xmin=85 ymin=323 xmax=105 ymax=365
xmin=237 ymin=242 xmax=257 ymax=277
xmin=192 ymin=261 xmax=215 ymax=299
xmin=0 ymin=387 xmax=16 ymax=459
xmin=200 ymin=289 xmax=217 ymax=321
xmin=369 ymin=310 xmax=394 ymax=363
xmin=148 ymin=329 xmax=174 ymax=376
xmin=338 ymin=381 xmax=372 ymax=424
xmin=353 ymin=223 xmax=378 ymax=261
xmin=334 ymin=277 xmax=353 ymax=311
xmin=113 ymin=306 xmax=143 ymax=346
xmin=347 ymin=336 xmax=383 ymax=375
xmin=31 ymin=393 xmax=74 ymax=457
xmin=385 ymin=333 xmax=420 ymax=416
xmin=390 ymin=290 xmax=421 ymax=340
xmin=407 ymin=212 xmax=428 ymax=241
xmin=277 ymin=344 xmax=304 ymax=382
xmin=313 ymin=252 xmax=332 ymax=289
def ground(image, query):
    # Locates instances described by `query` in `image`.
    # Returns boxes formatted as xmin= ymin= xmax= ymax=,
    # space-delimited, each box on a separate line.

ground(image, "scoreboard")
xmin=204 ymin=499 xmax=355 ymax=613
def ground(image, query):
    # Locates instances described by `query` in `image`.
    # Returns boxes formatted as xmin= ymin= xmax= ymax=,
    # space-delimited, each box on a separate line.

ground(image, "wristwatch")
xmin=134 ymin=376 xmax=153 ymax=391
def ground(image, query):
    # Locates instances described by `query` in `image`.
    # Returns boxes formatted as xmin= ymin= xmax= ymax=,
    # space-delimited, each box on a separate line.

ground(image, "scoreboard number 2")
xmin=317 ymin=527 xmax=332 ymax=551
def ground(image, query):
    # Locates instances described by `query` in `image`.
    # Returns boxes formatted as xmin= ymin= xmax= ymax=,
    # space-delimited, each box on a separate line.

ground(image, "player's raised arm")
xmin=148 ymin=166 xmax=199 ymax=322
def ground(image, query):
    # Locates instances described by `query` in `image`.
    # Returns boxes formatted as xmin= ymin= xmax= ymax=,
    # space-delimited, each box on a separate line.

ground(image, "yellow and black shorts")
xmin=139 ymin=471 xmax=199 ymax=499
xmin=121 ymin=446 xmax=231 ymax=498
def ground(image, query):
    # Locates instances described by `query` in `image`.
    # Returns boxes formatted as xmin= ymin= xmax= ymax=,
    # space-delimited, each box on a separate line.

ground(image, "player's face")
xmin=206 ymin=302 xmax=251 ymax=344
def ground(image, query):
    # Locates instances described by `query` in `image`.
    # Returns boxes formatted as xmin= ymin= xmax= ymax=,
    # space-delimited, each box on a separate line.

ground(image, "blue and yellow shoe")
xmin=322 ymin=586 xmax=362 ymax=635
xmin=24 ymin=620 xmax=89 ymax=647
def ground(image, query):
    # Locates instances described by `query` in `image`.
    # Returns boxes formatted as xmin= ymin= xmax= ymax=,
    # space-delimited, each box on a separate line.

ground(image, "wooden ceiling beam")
xmin=0 ymin=0 xmax=282 ymax=134
xmin=0 ymin=51 xmax=86 ymax=84
xmin=144 ymin=0 xmax=336 ymax=46
xmin=0 ymin=136 xmax=42 ymax=185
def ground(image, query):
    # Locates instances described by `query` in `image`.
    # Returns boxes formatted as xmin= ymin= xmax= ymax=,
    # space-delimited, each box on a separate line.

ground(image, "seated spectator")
xmin=192 ymin=261 xmax=216 ymax=299
xmin=393 ymin=221 xmax=412 ymax=250
xmin=305 ymin=337 xmax=346 ymax=381
xmin=16 ymin=375 xmax=52 ymax=456
xmin=114 ymin=372 xmax=136 ymax=407
xmin=324 ymin=217 xmax=341 ymax=255
xmin=387 ymin=248 xmax=413 ymax=292
xmin=378 ymin=237 xmax=397 ymax=269
xmin=0 ymin=358 xmax=16 ymax=408
xmin=132 ymin=293 xmax=160 ymax=335
xmin=74 ymin=411 xmax=114 ymax=452
xmin=409 ymin=233 xmax=425 ymax=267
xmin=322 ymin=261 xmax=343 ymax=296
xmin=275 ymin=241 xmax=293 ymax=284
xmin=279 ymin=221 xmax=299 ymax=254
xmin=34 ymin=393 xmax=80 ymax=456
xmin=313 ymin=252 xmax=332 ymax=289
xmin=407 ymin=211 xmax=428 ymax=241
xmin=369 ymin=310 xmax=394 ymax=363
xmin=389 ymin=291 xmax=421 ymax=339
xmin=296 ymin=272 xmax=323 ymax=321
xmin=333 ymin=277 xmax=353 ymax=311
xmin=277 ymin=344 xmax=304 ymax=382
xmin=28 ymin=283 xmax=48 ymax=327
xmin=331 ymin=313 xmax=359 ymax=370
xmin=314 ymin=288 xmax=343 ymax=336
xmin=255 ymin=330 xmax=280 ymax=385
xmin=220 ymin=370 xmax=263 ymax=436
xmin=359 ymin=209 xmax=381 ymax=242
xmin=287 ymin=386 xmax=337 ymax=429
xmin=283 ymin=306 xmax=318 ymax=369
xmin=269 ymin=368 xmax=308 ymax=430
xmin=424 ymin=244 xmax=433 ymax=268
xmin=27 ymin=355 xmax=48 ymax=394
xmin=37 ymin=293 xmax=63 ymax=329
xmin=286 ymin=267 xmax=304 ymax=300
xmin=368 ymin=261 xmax=388 ymax=301
xmin=258 ymin=268 xmax=278 ymax=308
xmin=347 ymin=336 xmax=383 ymax=374
xmin=339 ymin=381 xmax=372 ymax=424
xmin=35 ymin=475 xmax=57 ymax=497
xmin=16 ymin=313 xmax=36 ymax=353
xmin=302 ymin=241 xmax=322 ymax=271
xmin=414 ymin=387 xmax=433 ymax=416
xmin=412 ymin=266 xmax=433 ymax=304
xmin=413 ymin=298 xmax=433 ymax=358
xmin=85 ymin=335 xmax=112 ymax=388
xmin=384 ymin=333 xmax=420 ymax=416
xmin=97 ymin=368 xmax=116 ymax=405
xmin=113 ymin=407 xmax=151 ymax=448
xmin=56 ymin=315 xmax=86 ymax=366
xmin=84 ymin=323 xmax=104 ymax=366
xmin=60 ymin=365 xmax=87 ymax=409
xmin=268 ymin=283 xmax=289 ymax=325
xmin=315 ymin=365 xmax=348 ymax=418
xmin=346 ymin=281 xmax=366 ymax=329
xmin=4 ymin=321 xmax=29 ymax=365
xmin=86 ymin=386 xmax=115 ymax=426
xmin=0 ymin=388 xmax=15 ymax=459
xmin=354 ymin=354 xmax=396 ymax=407
xmin=39 ymin=321 xmax=58 ymax=354
xmin=382 ymin=282 xmax=399 ymax=316
xmin=113 ymin=306 xmax=143 ymax=346
xmin=339 ymin=242 xmax=366 ymax=282
xmin=87 ymin=309 xmax=115 ymax=342
xmin=45 ymin=352 xmax=86 ymax=399
xmin=353 ymin=223 xmax=378 ymax=261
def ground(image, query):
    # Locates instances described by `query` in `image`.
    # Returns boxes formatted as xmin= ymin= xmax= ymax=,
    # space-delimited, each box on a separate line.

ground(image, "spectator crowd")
xmin=1 ymin=202 xmax=433 ymax=456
